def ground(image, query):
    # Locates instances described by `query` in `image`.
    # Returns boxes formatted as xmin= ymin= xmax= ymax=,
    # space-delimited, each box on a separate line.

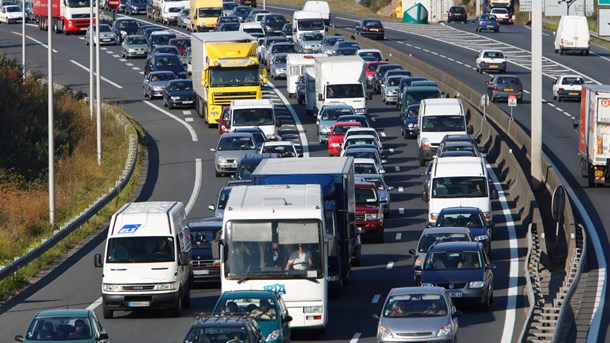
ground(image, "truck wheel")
xmin=103 ymin=306 xmax=113 ymax=319
xmin=182 ymin=287 xmax=191 ymax=309
xmin=171 ymin=297 xmax=182 ymax=317
xmin=559 ymin=49 xmax=564 ymax=55
xmin=588 ymin=166 xmax=595 ymax=187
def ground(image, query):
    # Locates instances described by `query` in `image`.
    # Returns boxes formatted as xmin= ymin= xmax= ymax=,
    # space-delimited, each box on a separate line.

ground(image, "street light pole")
xmin=22 ymin=0 xmax=26 ymax=79
xmin=532 ymin=0 xmax=543 ymax=191
xmin=96 ymin=4 xmax=102 ymax=165
xmin=90 ymin=0 xmax=94 ymax=120
xmin=47 ymin=0 xmax=55 ymax=226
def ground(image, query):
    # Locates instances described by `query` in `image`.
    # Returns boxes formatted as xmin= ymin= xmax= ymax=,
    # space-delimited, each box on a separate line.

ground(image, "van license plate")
xmin=128 ymin=301 xmax=150 ymax=307
xmin=194 ymin=270 xmax=209 ymax=275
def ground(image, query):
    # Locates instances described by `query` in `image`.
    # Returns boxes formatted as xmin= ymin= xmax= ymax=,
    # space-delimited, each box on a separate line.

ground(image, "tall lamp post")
xmin=22 ymin=0 xmax=26 ymax=79
xmin=48 ymin=0 xmax=55 ymax=226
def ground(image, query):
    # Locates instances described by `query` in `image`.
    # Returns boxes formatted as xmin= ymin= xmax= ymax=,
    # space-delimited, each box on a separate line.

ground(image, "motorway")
xmin=0 ymin=5 xmax=605 ymax=342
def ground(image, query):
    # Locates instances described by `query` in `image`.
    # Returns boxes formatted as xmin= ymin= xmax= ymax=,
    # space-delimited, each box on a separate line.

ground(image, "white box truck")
xmin=94 ymin=201 xmax=193 ymax=319
xmin=578 ymin=84 xmax=610 ymax=186
xmin=313 ymin=56 xmax=369 ymax=116
xmin=286 ymin=53 xmax=326 ymax=98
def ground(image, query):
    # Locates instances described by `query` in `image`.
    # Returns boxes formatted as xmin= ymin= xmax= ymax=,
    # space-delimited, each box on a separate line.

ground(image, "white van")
xmin=229 ymin=99 xmax=279 ymax=140
xmin=239 ymin=22 xmax=265 ymax=38
xmin=286 ymin=53 xmax=326 ymax=97
xmin=94 ymin=201 xmax=192 ymax=319
xmin=554 ymin=15 xmax=590 ymax=55
xmin=424 ymin=156 xmax=498 ymax=224
xmin=303 ymin=0 xmax=331 ymax=25
xmin=417 ymin=98 xmax=472 ymax=166
xmin=292 ymin=11 xmax=325 ymax=45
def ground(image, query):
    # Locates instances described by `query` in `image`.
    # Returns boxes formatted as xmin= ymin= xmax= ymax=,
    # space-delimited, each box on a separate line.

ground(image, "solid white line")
xmin=336 ymin=16 xmax=359 ymax=23
xmin=488 ymin=165 xmax=518 ymax=343
xmin=396 ymin=233 xmax=402 ymax=240
xmin=143 ymin=100 xmax=198 ymax=141
xmin=371 ymin=294 xmax=381 ymax=303
xmin=266 ymin=81 xmax=310 ymax=157
xmin=386 ymin=262 xmax=394 ymax=269
xmin=349 ymin=333 xmax=362 ymax=343
xmin=87 ymin=297 xmax=102 ymax=311
xmin=11 ymin=31 xmax=58 ymax=53
xmin=69 ymin=60 xmax=123 ymax=89
xmin=185 ymin=158 xmax=202 ymax=215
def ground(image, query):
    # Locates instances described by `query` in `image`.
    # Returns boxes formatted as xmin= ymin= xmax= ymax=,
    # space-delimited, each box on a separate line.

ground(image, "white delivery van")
xmin=303 ymin=0 xmax=331 ymax=25
xmin=286 ymin=53 xmax=326 ymax=98
xmin=554 ymin=15 xmax=590 ymax=55
xmin=424 ymin=156 xmax=498 ymax=224
xmin=229 ymin=99 xmax=279 ymax=140
xmin=417 ymin=98 xmax=473 ymax=166
xmin=239 ymin=22 xmax=265 ymax=38
xmin=292 ymin=11 xmax=325 ymax=45
xmin=94 ymin=201 xmax=192 ymax=319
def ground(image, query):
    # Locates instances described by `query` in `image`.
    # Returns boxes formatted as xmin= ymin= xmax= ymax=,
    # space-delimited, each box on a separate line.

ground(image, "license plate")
xmin=449 ymin=292 xmax=463 ymax=298
xmin=370 ymin=28 xmax=378 ymax=31
xmin=182 ymin=100 xmax=193 ymax=104
xmin=569 ymin=92 xmax=579 ymax=96
xmin=194 ymin=270 xmax=210 ymax=275
xmin=487 ymin=25 xmax=494 ymax=28
xmin=489 ymin=65 xmax=498 ymax=68
xmin=102 ymin=39 xmax=111 ymax=42
xmin=128 ymin=301 xmax=150 ymax=307
xmin=137 ymin=51 xmax=145 ymax=54
xmin=504 ymin=88 xmax=514 ymax=92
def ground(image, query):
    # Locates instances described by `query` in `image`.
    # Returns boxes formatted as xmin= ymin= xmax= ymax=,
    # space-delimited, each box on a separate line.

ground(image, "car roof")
xmin=262 ymin=141 xmax=294 ymax=147
xmin=388 ymin=286 xmax=446 ymax=296
xmin=354 ymin=158 xmax=377 ymax=164
xmin=218 ymin=289 xmax=280 ymax=299
xmin=428 ymin=241 xmax=481 ymax=251
xmin=34 ymin=309 xmax=92 ymax=318
xmin=439 ymin=206 xmax=483 ymax=214
xmin=220 ymin=132 xmax=255 ymax=138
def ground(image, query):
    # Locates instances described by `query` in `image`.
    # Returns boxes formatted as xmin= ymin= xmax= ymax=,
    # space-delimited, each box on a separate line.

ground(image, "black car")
xmin=145 ymin=53 xmax=186 ymax=78
xmin=112 ymin=17 xmax=140 ymax=43
xmin=262 ymin=14 xmax=287 ymax=36
xmin=233 ymin=153 xmax=279 ymax=180
xmin=418 ymin=241 xmax=495 ymax=310
xmin=447 ymin=6 xmax=467 ymax=23
xmin=281 ymin=22 xmax=292 ymax=40
xmin=355 ymin=18 xmax=385 ymax=40
xmin=434 ymin=207 xmax=494 ymax=256
xmin=233 ymin=5 xmax=252 ymax=21
xmin=162 ymin=79 xmax=194 ymax=109
xmin=215 ymin=22 xmax=241 ymax=31
xmin=336 ymin=46 xmax=359 ymax=56
xmin=401 ymin=103 xmax=419 ymax=138
xmin=125 ymin=0 xmax=147 ymax=15
xmin=148 ymin=31 xmax=177 ymax=50
xmin=188 ymin=218 xmax=222 ymax=283
xmin=183 ymin=315 xmax=265 ymax=343
xmin=217 ymin=15 xmax=240 ymax=25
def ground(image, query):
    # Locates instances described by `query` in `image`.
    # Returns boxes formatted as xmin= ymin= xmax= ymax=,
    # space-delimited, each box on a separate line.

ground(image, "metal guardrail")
xmin=0 ymin=91 xmax=139 ymax=284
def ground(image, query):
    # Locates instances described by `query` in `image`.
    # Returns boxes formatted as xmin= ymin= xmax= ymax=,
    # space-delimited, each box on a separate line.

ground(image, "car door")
xmin=277 ymin=294 xmax=291 ymax=341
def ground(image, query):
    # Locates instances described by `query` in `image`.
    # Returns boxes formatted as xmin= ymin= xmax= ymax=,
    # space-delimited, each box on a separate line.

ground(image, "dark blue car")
xmin=433 ymin=206 xmax=494 ymax=256
xmin=188 ymin=218 xmax=222 ymax=283
xmin=401 ymin=103 xmax=419 ymax=139
xmin=162 ymin=79 xmax=194 ymax=109
xmin=144 ymin=53 xmax=186 ymax=79
xmin=475 ymin=14 xmax=500 ymax=33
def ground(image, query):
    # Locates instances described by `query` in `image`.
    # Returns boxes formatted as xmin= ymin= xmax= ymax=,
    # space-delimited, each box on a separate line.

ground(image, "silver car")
xmin=375 ymin=287 xmax=461 ymax=343
xmin=320 ymin=35 xmax=344 ymax=55
xmin=269 ymin=53 xmax=287 ymax=80
xmin=121 ymin=35 xmax=149 ymax=59
xmin=210 ymin=133 xmax=258 ymax=177
xmin=297 ymin=32 xmax=324 ymax=53
xmin=143 ymin=71 xmax=177 ymax=99
xmin=177 ymin=8 xmax=190 ymax=28
xmin=208 ymin=185 xmax=232 ymax=217
xmin=85 ymin=23 xmax=118 ymax=46
xmin=382 ymin=76 xmax=403 ymax=105
xmin=356 ymin=174 xmax=393 ymax=217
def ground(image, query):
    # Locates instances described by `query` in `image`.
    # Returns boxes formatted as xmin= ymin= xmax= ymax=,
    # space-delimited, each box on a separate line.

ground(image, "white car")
xmin=354 ymin=158 xmax=385 ymax=176
xmin=475 ymin=49 xmax=507 ymax=74
xmin=344 ymin=127 xmax=384 ymax=151
xmin=259 ymin=141 xmax=300 ymax=158
xmin=552 ymin=74 xmax=585 ymax=102
xmin=0 ymin=5 xmax=23 ymax=24
xmin=341 ymin=134 xmax=382 ymax=156
xmin=489 ymin=8 xmax=512 ymax=24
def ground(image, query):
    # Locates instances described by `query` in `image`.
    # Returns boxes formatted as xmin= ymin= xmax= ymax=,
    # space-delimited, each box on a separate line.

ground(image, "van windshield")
xmin=297 ymin=19 xmax=324 ymax=31
xmin=431 ymin=176 xmax=487 ymax=198
xmin=326 ymin=84 xmax=364 ymax=98
xmin=233 ymin=108 xmax=274 ymax=126
xmin=106 ymin=237 xmax=175 ymax=263
xmin=406 ymin=90 xmax=441 ymax=105
xmin=421 ymin=115 xmax=465 ymax=132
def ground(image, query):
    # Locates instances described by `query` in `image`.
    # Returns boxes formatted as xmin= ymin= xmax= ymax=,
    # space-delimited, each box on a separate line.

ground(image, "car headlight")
xmin=437 ymin=323 xmax=452 ymax=336
xmin=120 ymin=30 xmax=127 ymax=36
xmin=217 ymin=156 xmax=227 ymax=163
xmin=378 ymin=324 xmax=393 ymax=338
xmin=364 ymin=213 xmax=381 ymax=221
xmin=102 ymin=284 xmax=122 ymax=292
xmin=127 ymin=48 xmax=135 ymax=52
xmin=469 ymin=281 xmax=485 ymax=288
xmin=414 ymin=257 xmax=422 ymax=267
xmin=171 ymin=96 xmax=180 ymax=100
xmin=367 ymin=75 xmax=373 ymax=80
xmin=303 ymin=306 xmax=322 ymax=313
xmin=407 ymin=123 xmax=414 ymax=128
xmin=319 ymin=125 xmax=328 ymax=132
xmin=154 ymin=281 xmax=180 ymax=291
xmin=421 ymin=283 xmax=435 ymax=287
xmin=474 ymin=234 xmax=489 ymax=242
xmin=386 ymin=90 xmax=393 ymax=95
xmin=266 ymin=330 xmax=280 ymax=341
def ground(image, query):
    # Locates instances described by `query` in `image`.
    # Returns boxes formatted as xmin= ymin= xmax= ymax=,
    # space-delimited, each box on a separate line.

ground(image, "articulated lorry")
xmin=313 ymin=56 xmax=369 ymax=116
xmin=33 ymin=0 xmax=92 ymax=33
xmin=579 ymin=84 xmax=610 ymax=187
xmin=189 ymin=0 xmax=222 ymax=32
xmin=191 ymin=31 xmax=266 ymax=126
xmin=251 ymin=157 xmax=359 ymax=292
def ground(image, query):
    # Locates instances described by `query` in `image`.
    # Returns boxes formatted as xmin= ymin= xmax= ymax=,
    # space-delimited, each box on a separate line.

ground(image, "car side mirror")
xmin=276 ymin=119 xmax=282 ymax=127
xmin=408 ymin=248 xmax=416 ymax=255
xmin=452 ymin=310 xmax=462 ymax=318
xmin=283 ymin=315 xmax=293 ymax=323
xmin=210 ymin=148 xmax=216 ymax=152
xmin=94 ymin=254 xmax=103 ymax=267
xmin=486 ymin=263 xmax=496 ymax=270
xmin=422 ymin=192 xmax=429 ymax=202
xmin=467 ymin=125 xmax=474 ymax=134
xmin=491 ymin=189 xmax=498 ymax=199
xmin=387 ymin=186 xmax=394 ymax=191
xmin=212 ymin=240 xmax=221 ymax=259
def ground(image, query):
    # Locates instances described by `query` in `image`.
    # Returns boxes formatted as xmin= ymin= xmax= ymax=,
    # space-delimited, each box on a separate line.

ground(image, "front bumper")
xmin=168 ymin=97 xmax=195 ymax=108
xmin=102 ymin=291 xmax=180 ymax=311
xmin=216 ymin=160 xmax=238 ymax=173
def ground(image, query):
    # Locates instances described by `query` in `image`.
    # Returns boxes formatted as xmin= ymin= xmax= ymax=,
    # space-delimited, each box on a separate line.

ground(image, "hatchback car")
xmin=356 ymin=174 xmax=393 ymax=217
xmin=447 ymin=6 xmax=467 ymax=23
xmin=328 ymin=122 xmax=362 ymax=155
xmin=490 ymin=7 xmax=512 ymax=24
xmin=354 ymin=157 xmax=385 ymax=176
xmin=409 ymin=227 xmax=474 ymax=285
xmin=143 ymin=71 xmax=177 ymax=98
xmin=434 ymin=207 xmax=493 ymax=256
xmin=357 ymin=48 xmax=385 ymax=62
xmin=365 ymin=61 xmax=388 ymax=88
xmin=0 ymin=4 xmax=23 ymax=24
xmin=418 ymin=241 xmax=495 ymax=310
xmin=552 ymin=74 xmax=585 ymax=102
xmin=475 ymin=49 xmax=507 ymax=74
xmin=297 ymin=31 xmax=324 ymax=53
xmin=317 ymin=104 xmax=355 ymax=143
xmin=401 ymin=103 xmax=420 ymax=138
xmin=188 ymin=219 xmax=222 ymax=282
xmin=382 ymin=75 xmax=404 ymax=104
xmin=475 ymin=13 xmax=499 ymax=32
xmin=212 ymin=290 xmax=292 ymax=343
xmin=374 ymin=64 xmax=404 ymax=94
xmin=177 ymin=8 xmax=190 ymax=28
xmin=148 ymin=31 xmax=177 ymax=50
xmin=486 ymin=74 xmax=523 ymax=103
xmin=281 ymin=23 xmax=292 ymax=40
xmin=396 ymin=77 xmax=429 ymax=109
xmin=259 ymin=141 xmax=299 ymax=158
xmin=111 ymin=17 xmax=140 ymax=43
xmin=182 ymin=315 xmax=265 ymax=343
xmin=125 ymin=0 xmax=147 ymax=15
xmin=144 ymin=53 xmax=186 ymax=78
xmin=331 ymin=40 xmax=361 ymax=56
xmin=375 ymin=287 xmax=460 ymax=343
xmin=261 ymin=13 xmax=287 ymax=36
xmin=15 ymin=309 xmax=109 ymax=342
xmin=121 ymin=34 xmax=149 ymax=59
xmin=321 ymin=35 xmax=343 ymax=55
xmin=265 ymin=42 xmax=297 ymax=69
xmin=355 ymin=18 xmax=385 ymax=40
xmin=85 ymin=23 xmax=117 ymax=46
xmin=162 ymin=79 xmax=195 ymax=109
xmin=269 ymin=53 xmax=287 ymax=80
xmin=211 ymin=132 xmax=258 ymax=176
xmin=232 ymin=127 xmax=268 ymax=149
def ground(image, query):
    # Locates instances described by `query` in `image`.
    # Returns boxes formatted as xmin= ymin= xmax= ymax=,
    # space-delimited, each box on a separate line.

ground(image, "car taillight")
xmin=561 ymin=38 xmax=564 ymax=44
xmin=518 ymin=88 xmax=523 ymax=92
xmin=559 ymin=87 xmax=565 ymax=91
xmin=363 ymin=26 xmax=368 ymax=30
xmin=379 ymin=27 xmax=384 ymax=31
xmin=501 ymin=61 xmax=506 ymax=64
xmin=493 ymin=86 xmax=498 ymax=91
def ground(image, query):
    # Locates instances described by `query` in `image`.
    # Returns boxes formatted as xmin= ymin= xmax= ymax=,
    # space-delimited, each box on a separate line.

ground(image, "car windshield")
xmin=303 ymin=33 xmax=323 ymax=41
xmin=155 ymin=47 xmax=178 ymax=54
xmin=321 ymin=108 xmax=353 ymax=120
xmin=425 ymin=250 xmax=481 ymax=270
xmin=156 ymin=55 xmax=181 ymax=66
xmin=213 ymin=297 xmax=278 ymax=320
xmin=127 ymin=36 xmax=147 ymax=44
xmin=199 ymin=8 xmax=222 ymax=17
xmin=323 ymin=37 xmax=342 ymax=46
xmin=66 ymin=0 xmax=91 ymax=8
xmin=405 ymin=106 xmax=420 ymax=117
xmin=345 ymin=151 xmax=377 ymax=161
xmin=421 ymin=115 xmax=465 ymax=132
xmin=117 ymin=21 xmax=139 ymax=30
xmin=360 ymin=51 xmax=382 ymax=60
xmin=218 ymin=136 xmax=256 ymax=150
xmin=223 ymin=2 xmax=237 ymax=9
xmin=262 ymin=145 xmax=296 ymax=157
xmin=441 ymin=144 xmax=476 ymax=155
xmin=210 ymin=66 xmax=260 ymax=86
xmin=483 ymin=51 xmax=504 ymax=58
xmin=220 ymin=16 xmax=238 ymax=23
xmin=363 ymin=20 xmax=382 ymax=27
xmin=362 ymin=177 xmax=385 ymax=190
xmin=234 ymin=7 xmax=250 ymax=14
xmin=167 ymin=81 xmax=192 ymax=91
xmin=355 ymin=187 xmax=377 ymax=204
xmin=346 ymin=138 xmax=376 ymax=148
xmin=171 ymin=39 xmax=190 ymax=49
xmin=26 ymin=316 xmax=94 ymax=340
xmin=266 ymin=15 xmax=286 ymax=24
xmin=496 ymin=77 xmax=521 ymax=86
xmin=150 ymin=73 xmax=176 ymax=81
xmin=339 ymin=41 xmax=360 ymax=49
xmin=274 ymin=55 xmax=287 ymax=64
xmin=383 ymin=294 xmax=448 ymax=318
xmin=431 ymin=176 xmax=488 ymax=198
xmin=99 ymin=25 xmax=112 ymax=32
xmin=481 ymin=14 xmax=496 ymax=20
xmin=418 ymin=233 xmax=471 ymax=252
xmin=191 ymin=227 xmax=219 ymax=247
xmin=151 ymin=34 xmax=176 ymax=45
xmin=387 ymin=77 xmax=402 ymax=87
xmin=562 ymin=77 xmax=584 ymax=85
xmin=272 ymin=44 xmax=296 ymax=54
xmin=354 ymin=163 xmax=377 ymax=174
xmin=436 ymin=212 xmax=485 ymax=228
xmin=232 ymin=108 xmax=274 ymax=126
xmin=332 ymin=125 xmax=358 ymax=135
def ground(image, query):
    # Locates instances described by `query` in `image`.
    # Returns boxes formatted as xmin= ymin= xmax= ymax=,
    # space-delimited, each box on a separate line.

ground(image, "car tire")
xmin=215 ymin=170 xmax=221 ymax=177
xmin=559 ymin=49 xmax=564 ymax=55
xmin=477 ymin=66 xmax=481 ymax=74
xmin=418 ymin=155 xmax=425 ymax=167
xmin=143 ymin=88 xmax=148 ymax=98
xmin=171 ymin=296 xmax=182 ymax=317
xmin=495 ymin=29 xmax=499 ymax=33
xmin=182 ymin=287 xmax=191 ymax=308
xmin=103 ymin=306 xmax=113 ymax=319
xmin=557 ymin=96 xmax=562 ymax=102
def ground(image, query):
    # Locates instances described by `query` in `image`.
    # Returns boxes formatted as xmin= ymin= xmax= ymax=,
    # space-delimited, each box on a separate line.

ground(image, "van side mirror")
xmin=408 ymin=248 xmax=416 ymax=255
xmin=283 ymin=315 xmax=293 ymax=323
xmin=422 ymin=191 xmax=429 ymax=202
xmin=491 ymin=189 xmax=498 ymax=199
xmin=94 ymin=254 xmax=103 ymax=267
xmin=414 ymin=265 xmax=422 ymax=271
xmin=367 ymin=92 xmax=372 ymax=100
xmin=467 ymin=125 xmax=474 ymax=134
xmin=212 ymin=240 xmax=221 ymax=260
xmin=180 ymin=251 xmax=189 ymax=265
xmin=276 ymin=119 xmax=282 ymax=127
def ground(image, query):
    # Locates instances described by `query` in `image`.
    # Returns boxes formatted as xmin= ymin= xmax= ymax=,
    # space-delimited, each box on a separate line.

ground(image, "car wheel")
xmin=559 ymin=49 xmax=564 ymax=55
xmin=215 ymin=170 xmax=221 ymax=177
xmin=557 ymin=96 xmax=562 ymax=102
xmin=477 ymin=66 xmax=481 ymax=74
xmin=143 ymin=88 xmax=148 ymax=98
xmin=418 ymin=155 xmax=425 ymax=167
xmin=171 ymin=296 xmax=182 ymax=317
xmin=103 ymin=306 xmax=113 ymax=319
xmin=495 ymin=29 xmax=499 ymax=33
xmin=490 ymin=95 xmax=496 ymax=103
xmin=182 ymin=287 xmax=191 ymax=308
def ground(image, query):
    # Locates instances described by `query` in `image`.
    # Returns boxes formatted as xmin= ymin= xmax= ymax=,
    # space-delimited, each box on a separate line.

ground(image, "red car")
xmin=218 ymin=106 xmax=231 ymax=135
xmin=365 ymin=61 xmax=388 ymax=89
xmin=168 ymin=37 xmax=191 ymax=55
xmin=355 ymin=182 xmax=384 ymax=242
xmin=328 ymin=122 xmax=361 ymax=156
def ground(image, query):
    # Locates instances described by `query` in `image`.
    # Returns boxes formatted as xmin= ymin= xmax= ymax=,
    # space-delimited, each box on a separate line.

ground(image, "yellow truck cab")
xmin=190 ymin=0 xmax=223 ymax=32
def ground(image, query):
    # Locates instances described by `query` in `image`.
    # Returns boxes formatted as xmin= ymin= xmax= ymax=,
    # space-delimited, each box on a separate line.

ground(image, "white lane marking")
xmin=11 ymin=31 xmax=58 ymax=53
xmin=380 ymin=131 xmax=386 ymax=137
xmin=394 ymin=166 xmax=400 ymax=172
xmin=386 ymin=262 xmax=394 ymax=269
xmin=87 ymin=297 xmax=102 ymax=311
xmin=487 ymin=164 xmax=518 ymax=343
xmin=589 ymin=51 xmax=610 ymax=63
xmin=398 ymin=186 xmax=404 ymax=192
xmin=399 ymin=208 xmax=405 ymax=215
xmin=185 ymin=158 xmax=202 ymax=214
xmin=119 ymin=58 xmax=127 ymax=62
xmin=396 ymin=233 xmax=402 ymax=240
xmin=349 ymin=333 xmax=362 ymax=343
xmin=113 ymin=54 xmax=120 ymax=58
xmin=100 ymin=47 xmax=107 ymax=50
xmin=143 ymin=100 xmax=198 ymax=141
xmin=185 ymin=117 xmax=194 ymax=122
xmin=371 ymin=294 xmax=381 ymax=303
xmin=266 ymin=81 xmax=310 ymax=157
xmin=371 ymin=117 xmax=376 ymax=122
xmin=126 ymin=62 xmax=134 ymax=66
xmin=69 ymin=60 xmax=123 ymax=89
xmin=105 ymin=50 xmax=113 ymax=54
xmin=183 ymin=110 xmax=191 ymax=115
xmin=389 ymin=148 xmax=394 ymax=153
xmin=521 ymin=25 xmax=551 ymax=36
xmin=132 ymin=67 xmax=140 ymax=70
xmin=335 ymin=16 xmax=359 ymax=23
xmin=139 ymin=71 xmax=144 ymax=75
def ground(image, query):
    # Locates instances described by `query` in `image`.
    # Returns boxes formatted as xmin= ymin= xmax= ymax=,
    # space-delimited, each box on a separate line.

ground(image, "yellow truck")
xmin=189 ymin=0 xmax=222 ymax=32
xmin=191 ymin=31 xmax=267 ymax=126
